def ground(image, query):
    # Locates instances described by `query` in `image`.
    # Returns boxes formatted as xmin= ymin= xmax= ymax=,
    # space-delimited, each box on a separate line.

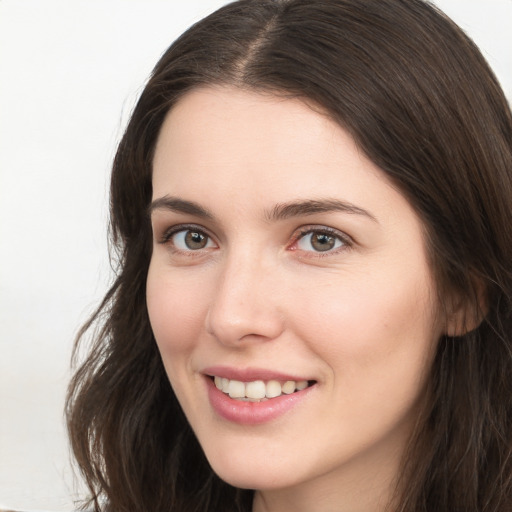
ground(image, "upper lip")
xmin=202 ymin=365 xmax=314 ymax=382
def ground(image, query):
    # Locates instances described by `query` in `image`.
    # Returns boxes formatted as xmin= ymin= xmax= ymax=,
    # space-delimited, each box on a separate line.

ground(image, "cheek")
xmin=146 ymin=262 xmax=209 ymax=355
xmin=289 ymin=265 xmax=439 ymax=376
xmin=289 ymin=269 xmax=439 ymax=445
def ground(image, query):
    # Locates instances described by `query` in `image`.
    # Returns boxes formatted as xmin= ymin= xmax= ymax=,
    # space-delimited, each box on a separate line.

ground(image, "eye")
xmin=294 ymin=228 xmax=349 ymax=253
xmin=167 ymin=228 xmax=216 ymax=251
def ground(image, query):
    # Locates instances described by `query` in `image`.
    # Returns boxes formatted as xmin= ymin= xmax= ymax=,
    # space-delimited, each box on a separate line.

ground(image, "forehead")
xmin=152 ymin=86 xmax=390 ymax=203
xmin=153 ymin=86 xmax=344 ymax=171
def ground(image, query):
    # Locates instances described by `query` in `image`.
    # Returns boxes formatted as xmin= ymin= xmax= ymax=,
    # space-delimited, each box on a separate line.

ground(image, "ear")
xmin=444 ymin=278 xmax=487 ymax=337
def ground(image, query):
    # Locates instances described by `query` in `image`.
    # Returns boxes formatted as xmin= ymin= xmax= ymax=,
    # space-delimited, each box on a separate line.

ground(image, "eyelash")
xmin=159 ymin=224 xmax=217 ymax=254
xmin=289 ymin=226 xmax=352 ymax=257
xmin=158 ymin=224 xmax=352 ymax=256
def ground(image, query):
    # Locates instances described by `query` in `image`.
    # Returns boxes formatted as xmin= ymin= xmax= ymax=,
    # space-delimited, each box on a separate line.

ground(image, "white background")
xmin=0 ymin=1 xmax=511 ymax=511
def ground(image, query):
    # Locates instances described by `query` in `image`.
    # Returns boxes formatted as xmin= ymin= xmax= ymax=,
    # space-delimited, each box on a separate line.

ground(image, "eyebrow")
xmin=149 ymin=196 xmax=213 ymax=219
xmin=265 ymin=199 xmax=378 ymax=223
xmin=149 ymin=195 xmax=377 ymax=223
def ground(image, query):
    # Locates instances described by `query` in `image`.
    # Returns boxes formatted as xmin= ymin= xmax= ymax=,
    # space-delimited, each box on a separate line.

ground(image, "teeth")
xmin=246 ymin=380 xmax=266 ymax=399
xmin=213 ymin=376 xmax=310 ymax=400
xmin=282 ymin=380 xmax=296 ymax=394
xmin=228 ymin=379 xmax=245 ymax=398
xmin=266 ymin=380 xmax=282 ymax=398
xmin=296 ymin=380 xmax=308 ymax=391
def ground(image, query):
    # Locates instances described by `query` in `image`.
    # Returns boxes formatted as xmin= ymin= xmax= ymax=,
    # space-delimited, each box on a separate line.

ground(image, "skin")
xmin=147 ymin=86 xmax=449 ymax=512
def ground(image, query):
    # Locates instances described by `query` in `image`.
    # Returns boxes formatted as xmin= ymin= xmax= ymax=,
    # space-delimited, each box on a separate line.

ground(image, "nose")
xmin=205 ymin=250 xmax=285 ymax=346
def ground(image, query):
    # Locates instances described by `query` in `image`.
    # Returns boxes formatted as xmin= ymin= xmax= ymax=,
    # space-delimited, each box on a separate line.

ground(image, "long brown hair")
xmin=66 ymin=1 xmax=512 ymax=510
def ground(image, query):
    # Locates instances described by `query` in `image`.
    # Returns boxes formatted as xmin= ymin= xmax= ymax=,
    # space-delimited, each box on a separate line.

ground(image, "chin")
xmin=213 ymin=465 xmax=297 ymax=491
xmin=201 ymin=443 xmax=310 ymax=491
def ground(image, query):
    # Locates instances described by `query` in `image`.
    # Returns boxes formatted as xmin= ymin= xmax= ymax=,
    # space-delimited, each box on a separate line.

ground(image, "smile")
xmin=213 ymin=376 xmax=310 ymax=401
xmin=204 ymin=372 xmax=317 ymax=425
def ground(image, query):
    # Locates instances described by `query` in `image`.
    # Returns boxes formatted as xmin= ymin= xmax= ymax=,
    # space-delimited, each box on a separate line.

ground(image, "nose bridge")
xmin=205 ymin=245 xmax=283 ymax=345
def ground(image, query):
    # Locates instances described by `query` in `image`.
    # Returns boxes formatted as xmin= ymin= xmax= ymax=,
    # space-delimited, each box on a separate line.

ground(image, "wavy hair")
xmin=66 ymin=1 xmax=512 ymax=510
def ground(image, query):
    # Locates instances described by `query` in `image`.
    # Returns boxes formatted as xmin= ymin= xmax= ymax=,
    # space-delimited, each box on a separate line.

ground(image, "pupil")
xmin=312 ymin=233 xmax=334 ymax=251
xmin=185 ymin=231 xmax=207 ymax=249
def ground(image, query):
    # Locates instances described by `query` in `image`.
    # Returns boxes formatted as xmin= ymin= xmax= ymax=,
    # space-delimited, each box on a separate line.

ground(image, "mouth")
xmin=209 ymin=375 xmax=316 ymax=402
xmin=202 ymin=366 xmax=318 ymax=424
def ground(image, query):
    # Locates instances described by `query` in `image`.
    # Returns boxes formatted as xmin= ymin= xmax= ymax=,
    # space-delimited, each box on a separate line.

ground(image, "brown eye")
xmin=185 ymin=231 xmax=208 ymax=249
xmin=311 ymin=233 xmax=336 ymax=251
xmin=296 ymin=230 xmax=345 ymax=253
xmin=171 ymin=229 xmax=215 ymax=251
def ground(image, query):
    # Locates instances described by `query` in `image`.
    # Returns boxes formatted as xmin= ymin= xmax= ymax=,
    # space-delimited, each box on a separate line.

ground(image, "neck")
xmin=253 ymin=470 xmax=398 ymax=512
xmin=251 ymin=433 xmax=405 ymax=512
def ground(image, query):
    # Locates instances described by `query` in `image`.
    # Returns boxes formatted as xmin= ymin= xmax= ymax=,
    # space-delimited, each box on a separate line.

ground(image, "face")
xmin=147 ymin=87 xmax=443 ymax=507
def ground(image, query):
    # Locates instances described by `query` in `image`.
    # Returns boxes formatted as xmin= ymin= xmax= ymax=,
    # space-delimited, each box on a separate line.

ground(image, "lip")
xmin=202 ymin=365 xmax=313 ymax=382
xmin=203 ymin=367 xmax=316 ymax=425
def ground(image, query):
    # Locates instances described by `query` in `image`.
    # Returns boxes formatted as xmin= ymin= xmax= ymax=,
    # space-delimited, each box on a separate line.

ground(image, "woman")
xmin=66 ymin=0 xmax=512 ymax=511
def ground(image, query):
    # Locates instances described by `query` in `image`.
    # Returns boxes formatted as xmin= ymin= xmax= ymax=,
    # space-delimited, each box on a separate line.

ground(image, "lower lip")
xmin=205 ymin=377 xmax=315 ymax=425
